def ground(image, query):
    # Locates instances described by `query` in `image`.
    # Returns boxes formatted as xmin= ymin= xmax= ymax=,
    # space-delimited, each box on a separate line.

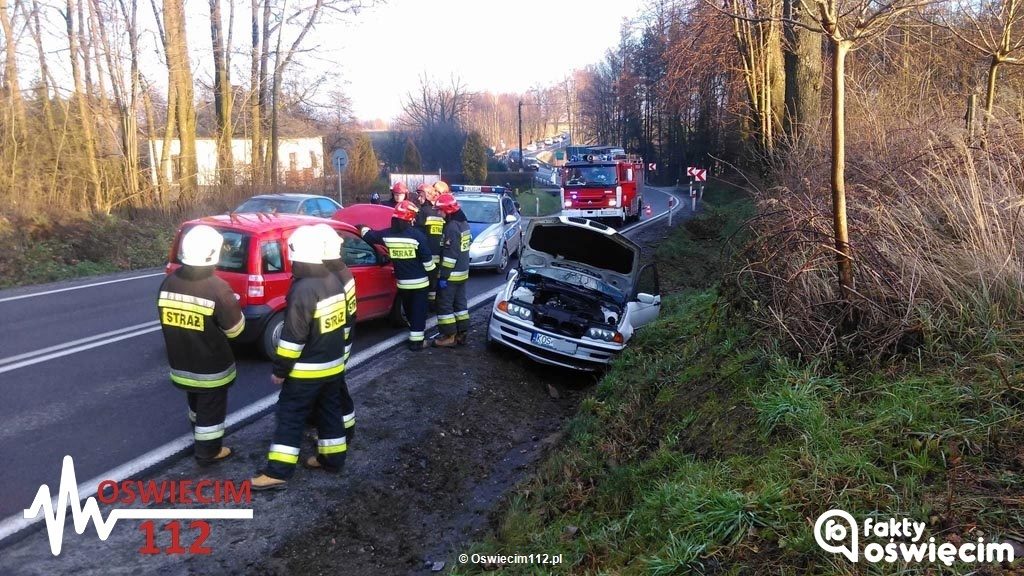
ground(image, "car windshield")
xmin=235 ymin=197 xmax=301 ymax=213
xmin=526 ymin=266 xmax=625 ymax=303
xmin=459 ymin=199 xmax=501 ymax=224
xmin=566 ymin=165 xmax=617 ymax=186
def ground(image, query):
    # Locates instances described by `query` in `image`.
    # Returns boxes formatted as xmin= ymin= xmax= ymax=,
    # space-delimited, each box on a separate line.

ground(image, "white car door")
xmin=627 ymin=264 xmax=661 ymax=330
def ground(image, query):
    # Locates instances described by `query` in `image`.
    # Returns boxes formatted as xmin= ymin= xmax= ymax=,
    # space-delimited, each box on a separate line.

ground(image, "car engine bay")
xmin=510 ymin=271 xmax=622 ymax=338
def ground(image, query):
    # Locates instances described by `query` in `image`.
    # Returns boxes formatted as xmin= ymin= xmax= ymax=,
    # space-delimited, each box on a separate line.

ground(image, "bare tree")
xmin=210 ymin=0 xmax=233 ymax=186
xmin=66 ymin=0 xmax=104 ymax=212
xmin=163 ymin=0 xmax=198 ymax=205
xmin=0 ymin=0 xmax=27 ymax=138
xmin=934 ymin=0 xmax=1024 ymax=142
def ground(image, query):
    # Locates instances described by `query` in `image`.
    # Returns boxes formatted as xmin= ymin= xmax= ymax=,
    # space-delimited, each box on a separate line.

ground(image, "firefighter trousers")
xmin=265 ymin=375 xmax=348 ymax=480
xmin=400 ymin=287 xmax=428 ymax=343
xmin=436 ymin=280 xmax=468 ymax=336
xmin=426 ymin=264 xmax=440 ymax=306
xmin=305 ymin=376 xmax=357 ymax=445
xmin=187 ymin=386 xmax=229 ymax=461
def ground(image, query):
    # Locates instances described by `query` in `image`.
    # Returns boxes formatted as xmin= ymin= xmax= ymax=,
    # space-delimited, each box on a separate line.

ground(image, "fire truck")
xmin=559 ymin=146 xmax=644 ymax=228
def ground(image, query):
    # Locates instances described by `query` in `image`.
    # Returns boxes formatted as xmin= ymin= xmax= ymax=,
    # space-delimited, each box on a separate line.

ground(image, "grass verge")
xmin=516 ymin=188 xmax=563 ymax=217
xmin=0 ymin=212 xmax=177 ymax=288
xmin=453 ymin=185 xmax=1024 ymax=574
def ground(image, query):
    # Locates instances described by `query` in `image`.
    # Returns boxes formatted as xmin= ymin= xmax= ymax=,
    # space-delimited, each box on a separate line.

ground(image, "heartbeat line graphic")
xmin=24 ymin=455 xmax=253 ymax=556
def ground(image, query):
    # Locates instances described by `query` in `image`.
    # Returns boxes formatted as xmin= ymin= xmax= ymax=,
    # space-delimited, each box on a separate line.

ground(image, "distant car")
xmin=233 ymin=193 xmax=341 ymax=218
xmin=450 ymin=186 xmax=524 ymax=274
xmin=525 ymin=158 xmax=540 ymax=171
xmin=486 ymin=216 xmax=662 ymax=371
xmin=544 ymin=137 xmax=553 ymax=145
xmin=166 ymin=212 xmax=398 ymax=359
xmin=525 ymin=143 xmax=537 ymax=152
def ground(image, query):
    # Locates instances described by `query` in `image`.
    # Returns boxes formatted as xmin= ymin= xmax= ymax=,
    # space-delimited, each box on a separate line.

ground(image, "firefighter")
xmin=313 ymin=223 xmax=357 ymax=443
xmin=432 ymin=193 xmax=472 ymax=347
xmin=358 ymin=200 xmax=434 ymax=350
xmin=382 ymin=182 xmax=409 ymax=208
xmin=415 ymin=182 xmax=445 ymax=307
xmin=158 ymin=224 xmax=244 ymax=465
xmin=251 ymin=225 xmax=349 ymax=490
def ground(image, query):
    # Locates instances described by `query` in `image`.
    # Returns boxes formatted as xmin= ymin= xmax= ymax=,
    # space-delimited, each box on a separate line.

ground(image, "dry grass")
xmin=737 ymin=118 xmax=1024 ymax=362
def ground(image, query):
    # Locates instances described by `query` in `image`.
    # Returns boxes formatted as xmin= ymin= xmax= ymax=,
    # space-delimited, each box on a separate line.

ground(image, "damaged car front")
xmin=486 ymin=216 xmax=661 ymax=371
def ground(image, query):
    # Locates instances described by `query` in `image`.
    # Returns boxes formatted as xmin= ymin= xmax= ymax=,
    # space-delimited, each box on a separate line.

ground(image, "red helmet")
xmin=435 ymin=193 xmax=460 ymax=215
xmin=433 ymin=181 xmax=450 ymax=195
xmin=391 ymin=182 xmax=409 ymax=196
xmin=393 ymin=200 xmax=419 ymax=222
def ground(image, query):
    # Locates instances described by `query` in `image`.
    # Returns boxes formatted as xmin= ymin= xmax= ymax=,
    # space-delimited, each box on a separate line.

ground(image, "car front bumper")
xmin=562 ymin=207 xmax=624 ymax=219
xmin=487 ymin=310 xmax=622 ymax=371
xmin=469 ymin=242 xmax=502 ymax=268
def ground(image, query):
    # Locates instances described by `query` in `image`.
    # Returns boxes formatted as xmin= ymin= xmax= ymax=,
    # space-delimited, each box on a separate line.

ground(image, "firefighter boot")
xmin=408 ymin=340 xmax=427 ymax=351
xmin=250 ymin=474 xmax=287 ymax=491
xmin=196 ymin=446 xmax=233 ymax=467
xmin=456 ymin=332 xmax=468 ymax=346
xmin=433 ymin=334 xmax=457 ymax=348
xmin=304 ymin=455 xmax=343 ymax=473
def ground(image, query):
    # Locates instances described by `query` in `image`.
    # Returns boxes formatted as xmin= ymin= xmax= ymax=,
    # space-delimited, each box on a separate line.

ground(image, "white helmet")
xmin=180 ymin=225 xmax=223 ymax=267
xmin=287 ymin=225 xmax=324 ymax=264
xmin=313 ymin=223 xmax=344 ymax=261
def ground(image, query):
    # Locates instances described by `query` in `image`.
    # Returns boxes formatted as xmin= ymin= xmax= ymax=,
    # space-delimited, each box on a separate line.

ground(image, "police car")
xmin=450 ymin=185 xmax=524 ymax=274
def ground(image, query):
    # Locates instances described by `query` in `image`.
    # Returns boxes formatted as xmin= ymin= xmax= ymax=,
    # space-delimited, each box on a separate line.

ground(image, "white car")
xmin=486 ymin=216 xmax=661 ymax=371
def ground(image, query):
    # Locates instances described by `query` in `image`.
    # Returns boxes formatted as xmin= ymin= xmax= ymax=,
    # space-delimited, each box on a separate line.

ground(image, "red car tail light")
xmin=247 ymin=274 xmax=265 ymax=301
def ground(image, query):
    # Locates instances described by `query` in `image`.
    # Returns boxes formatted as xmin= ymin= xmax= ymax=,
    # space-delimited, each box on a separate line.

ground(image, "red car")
xmin=166 ymin=209 xmax=398 ymax=358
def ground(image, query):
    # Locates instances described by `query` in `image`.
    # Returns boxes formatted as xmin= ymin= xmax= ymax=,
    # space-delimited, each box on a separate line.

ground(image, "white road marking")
xmin=0 ymin=272 xmax=165 ymax=303
xmin=0 ymin=323 xmax=162 ymax=375
xmin=0 ymin=321 xmax=160 ymax=367
xmin=0 ymin=188 xmax=683 ymax=543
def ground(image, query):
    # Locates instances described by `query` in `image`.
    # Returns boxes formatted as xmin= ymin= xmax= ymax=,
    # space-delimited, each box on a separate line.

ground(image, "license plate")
xmin=531 ymin=332 xmax=577 ymax=354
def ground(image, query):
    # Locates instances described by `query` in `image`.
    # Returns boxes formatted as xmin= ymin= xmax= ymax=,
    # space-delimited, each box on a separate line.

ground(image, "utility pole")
xmin=517 ymin=99 xmax=524 ymax=173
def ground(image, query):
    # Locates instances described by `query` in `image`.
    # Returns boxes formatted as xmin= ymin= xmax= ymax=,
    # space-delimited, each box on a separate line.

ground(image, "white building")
xmin=147 ymin=136 xmax=326 ymax=186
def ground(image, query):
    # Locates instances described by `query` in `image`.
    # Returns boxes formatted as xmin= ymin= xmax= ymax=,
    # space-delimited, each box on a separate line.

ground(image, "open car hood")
xmin=519 ymin=216 xmax=641 ymax=296
xmin=332 ymin=203 xmax=394 ymax=231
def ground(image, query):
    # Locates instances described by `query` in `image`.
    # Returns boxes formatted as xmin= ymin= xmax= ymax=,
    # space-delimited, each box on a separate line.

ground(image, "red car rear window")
xmin=175 ymin=226 xmax=251 ymax=273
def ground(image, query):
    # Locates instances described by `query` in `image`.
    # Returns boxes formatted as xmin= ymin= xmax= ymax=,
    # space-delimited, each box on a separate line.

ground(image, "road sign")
xmin=686 ymin=166 xmax=696 ymax=177
xmin=331 ymin=149 xmax=349 ymax=173
xmin=648 ymin=163 xmax=656 ymax=171
xmin=693 ymin=169 xmax=707 ymax=182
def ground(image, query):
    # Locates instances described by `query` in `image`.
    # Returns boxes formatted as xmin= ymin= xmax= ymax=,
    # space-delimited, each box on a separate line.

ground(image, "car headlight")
xmin=474 ymin=234 xmax=499 ymax=250
xmin=497 ymin=300 xmax=533 ymax=321
xmin=587 ymin=327 xmax=623 ymax=342
xmin=608 ymin=198 xmax=617 ymax=207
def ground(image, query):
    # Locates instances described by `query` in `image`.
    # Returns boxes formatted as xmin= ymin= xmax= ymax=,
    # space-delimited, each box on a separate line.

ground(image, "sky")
xmin=327 ymin=0 xmax=646 ymax=121
xmin=16 ymin=0 xmax=646 ymax=125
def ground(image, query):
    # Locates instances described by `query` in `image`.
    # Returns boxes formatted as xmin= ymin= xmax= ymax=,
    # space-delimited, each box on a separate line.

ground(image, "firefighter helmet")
xmin=287 ymin=225 xmax=324 ymax=264
xmin=180 ymin=225 xmax=224 ymax=267
xmin=391 ymin=182 xmax=409 ymax=196
xmin=433 ymin=181 xmax=450 ymax=195
xmin=313 ymin=223 xmax=344 ymax=261
xmin=393 ymin=200 xmax=419 ymax=222
xmin=434 ymin=193 xmax=460 ymax=215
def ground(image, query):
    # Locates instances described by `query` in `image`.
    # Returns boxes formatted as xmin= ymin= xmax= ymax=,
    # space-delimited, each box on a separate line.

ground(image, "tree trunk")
xmin=831 ymin=39 xmax=854 ymax=299
xmin=0 ymin=0 xmax=26 ymax=138
xmin=142 ymin=86 xmax=166 ymax=205
xmin=210 ymin=0 xmax=234 ymax=187
xmin=249 ymin=0 xmax=263 ymax=186
xmin=67 ymin=0 xmax=104 ymax=213
xmin=164 ymin=0 xmax=198 ymax=206
xmin=258 ymin=0 xmax=271 ymax=183
xmin=783 ymin=0 xmax=822 ymax=138
xmin=982 ymin=56 xmax=1000 ymax=147
xmin=29 ymin=0 xmax=57 ymax=136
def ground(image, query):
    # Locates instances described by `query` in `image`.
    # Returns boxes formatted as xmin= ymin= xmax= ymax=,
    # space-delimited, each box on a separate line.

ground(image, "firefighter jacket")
xmin=439 ymin=211 xmax=471 ymax=283
xmin=158 ymin=266 xmax=245 ymax=391
xmin=415 ymin=201 xmax=445 ymax=265
xmin=360 ymin=219 xmax=435 ymax=290
xmin=324 ymin=258 xmax=357 ymax=361
xmin=273 ymin=262 xmax=347 ymax=382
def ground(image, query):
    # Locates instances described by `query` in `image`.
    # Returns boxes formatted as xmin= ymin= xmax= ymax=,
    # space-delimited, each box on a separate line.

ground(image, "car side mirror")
xmin=505 ymin=214 xmax=517 ymax=224
xmin=636 ymin=293 xmax=658 ymax=304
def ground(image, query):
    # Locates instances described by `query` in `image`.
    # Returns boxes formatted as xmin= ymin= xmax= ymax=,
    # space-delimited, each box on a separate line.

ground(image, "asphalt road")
xmin=0 ymin=184 xmax=680 ymax=536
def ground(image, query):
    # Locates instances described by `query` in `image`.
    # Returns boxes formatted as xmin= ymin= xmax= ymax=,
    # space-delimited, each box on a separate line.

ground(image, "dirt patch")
xmin=252 ymin=316 xmax=593 ymax=575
